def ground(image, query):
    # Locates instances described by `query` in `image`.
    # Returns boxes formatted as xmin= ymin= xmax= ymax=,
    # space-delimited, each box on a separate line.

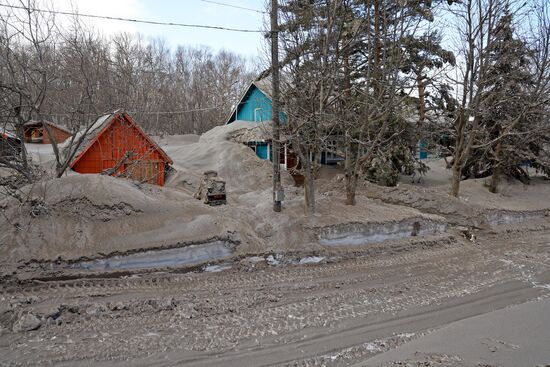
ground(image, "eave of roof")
xmin=24 ymin=121 xmax=72 ymax=135
xmin=224 ymin=78 xmax=273 ymax=125
xmin=1 ymin=130 xmax=19 ymax=140
xmin=69 ymin=111 xmax=173 ymax=168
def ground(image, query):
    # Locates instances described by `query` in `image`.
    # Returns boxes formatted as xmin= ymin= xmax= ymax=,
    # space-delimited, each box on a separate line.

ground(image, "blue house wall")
xmin=228 ymin=82 xmax=286 ymax=161
xmin=418 ymin=139 xmax=428 ymax=159
xmin=236 ymin=87 xmax=273 ymax=122
xmin=229 ymin=84 xmax=287 ymax=124
xmin=255 ymin=143 xmax=269 ymax=160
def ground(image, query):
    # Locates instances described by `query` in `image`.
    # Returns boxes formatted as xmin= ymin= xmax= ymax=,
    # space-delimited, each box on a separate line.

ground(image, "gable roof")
xmin=1 ymin=129 xmax=19 ymax=141
xmin=24 ymin=120 xmax=72 ymax=135
xmin=68 ymin=110 xmax=173 ymax=168
xmin=224 ymin=78 xmax=273 ymax=125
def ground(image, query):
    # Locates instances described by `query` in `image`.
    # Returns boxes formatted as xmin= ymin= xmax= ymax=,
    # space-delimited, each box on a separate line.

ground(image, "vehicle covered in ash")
xmin=194 ymin=170 xmax=227 ymax=205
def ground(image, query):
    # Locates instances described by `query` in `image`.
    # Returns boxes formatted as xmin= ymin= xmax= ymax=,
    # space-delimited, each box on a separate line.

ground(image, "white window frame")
xmin=254 ymin=108 xmax=262 ymax=122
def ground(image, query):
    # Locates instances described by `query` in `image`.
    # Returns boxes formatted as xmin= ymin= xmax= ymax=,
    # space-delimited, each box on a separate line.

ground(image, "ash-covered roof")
xmin=1 ymin=129 xmax=19 ymax=141
xmin=65 ymin=110 xmax=172 ymax=168
xmin=63 ymin=112 xmax=114 ymax=163
xmin=252 ymin=77 xmax=272 ymax=99
xmin=24 ymin=120 xmax=72 ymax=135
xmin=228 ymin=120 xmax=288 ymax=144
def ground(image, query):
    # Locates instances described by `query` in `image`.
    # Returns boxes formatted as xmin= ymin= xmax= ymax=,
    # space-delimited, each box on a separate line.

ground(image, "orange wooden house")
xmin=24 ymin=121 xmax=72 ymax=144
xmin=69 ymin=111 xmax=173 ymax=186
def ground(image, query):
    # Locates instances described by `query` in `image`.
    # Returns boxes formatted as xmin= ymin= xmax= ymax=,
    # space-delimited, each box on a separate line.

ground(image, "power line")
xmin=45 ymin=105 xmax=223 ymax=117
xmin=130 ymin=106 xmax=223 ymax=115
xmin=0 ymin=3 xmax=265 ymax=33
xmin=199 ymin=0 xmax=266 ymax=14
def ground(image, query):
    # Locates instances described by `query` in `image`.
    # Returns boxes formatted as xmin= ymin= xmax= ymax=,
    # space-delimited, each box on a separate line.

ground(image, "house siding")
xmin=23 ymin=123 xmax=72 ymax=144
xmin=236 ymin=87 xmax=273 ymax=122
xmin=233 ymin=85 xmax=287 ymax=124
xmin=72 ymin=115 xmax=167 ymax=186
xmin=255 ymin=143 xmax=269 ymax=160
xmin=42 ymin=126 xmax=72 ymax=144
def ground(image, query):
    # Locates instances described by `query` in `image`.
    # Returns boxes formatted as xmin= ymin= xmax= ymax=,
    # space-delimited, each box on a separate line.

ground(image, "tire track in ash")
xmin=3 ymin=242 xmax=466 ymax=299
xmin=2 ymin=231 xmax=550 ymax=366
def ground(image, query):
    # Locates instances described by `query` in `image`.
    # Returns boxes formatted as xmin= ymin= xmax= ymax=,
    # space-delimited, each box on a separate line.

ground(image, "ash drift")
xmin=1 ymin=120 xmax=550 ymax=367
xmin=1 ymin=121 xmax=446 ymax=266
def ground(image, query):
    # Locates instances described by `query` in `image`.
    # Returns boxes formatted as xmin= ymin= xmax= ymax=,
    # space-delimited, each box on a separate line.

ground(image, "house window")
xmin=254 ymin=108 xmax=262 ymax=122
xmin=326 ymin=140 xmax=337 ymax=161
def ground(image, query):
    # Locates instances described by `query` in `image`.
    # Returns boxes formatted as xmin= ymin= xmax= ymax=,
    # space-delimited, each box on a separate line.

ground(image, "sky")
xmin=45 ymin=0 xmax=267 ymax=58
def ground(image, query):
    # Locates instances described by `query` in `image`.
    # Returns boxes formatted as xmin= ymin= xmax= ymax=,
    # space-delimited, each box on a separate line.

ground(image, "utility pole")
xmin=271 ymin=0 xmax=282 ymax=212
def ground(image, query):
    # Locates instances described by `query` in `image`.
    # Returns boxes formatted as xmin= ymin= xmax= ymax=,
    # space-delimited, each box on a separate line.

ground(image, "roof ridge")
xmin=68 ymin=111 xmax=172 ymax=168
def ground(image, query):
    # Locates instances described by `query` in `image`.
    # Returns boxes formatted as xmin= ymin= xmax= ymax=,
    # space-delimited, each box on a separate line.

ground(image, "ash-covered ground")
xmin=1 ymin=122 xmax=550 ymax=366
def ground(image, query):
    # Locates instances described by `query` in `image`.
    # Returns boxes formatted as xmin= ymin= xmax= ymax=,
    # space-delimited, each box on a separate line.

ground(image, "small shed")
xmin=24 ymin=121 xmax=72 ymax=144
xmin=69 ymin=111 xmax=173 ymax=186
xmin=0 ymin=130 xmax=21 ymax=157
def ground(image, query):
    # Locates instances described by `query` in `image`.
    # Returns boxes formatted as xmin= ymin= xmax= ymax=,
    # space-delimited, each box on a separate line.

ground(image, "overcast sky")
xmin=47 ymin=0 xmax=267 ymax=58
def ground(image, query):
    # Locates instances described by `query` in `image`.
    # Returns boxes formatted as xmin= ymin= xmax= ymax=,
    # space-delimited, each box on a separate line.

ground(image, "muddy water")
xmin=319 ymin=220 xmax=447 ymax=246
xmin=70 ymin=241 xmax=234 ymax=271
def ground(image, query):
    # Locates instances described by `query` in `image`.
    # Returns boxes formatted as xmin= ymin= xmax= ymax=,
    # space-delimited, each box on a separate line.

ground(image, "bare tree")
xmin=444 ymin=0 xmax=550 ymax=195
xmin=343 ymin=0 xmax=443 ymax=204
xmin=279 ymin=0 xmax=349 ymax=214
xmin=445 ymin=0 xmax=508 ymax=197
xmin=0 ymin=0 xmax=57 ymax=181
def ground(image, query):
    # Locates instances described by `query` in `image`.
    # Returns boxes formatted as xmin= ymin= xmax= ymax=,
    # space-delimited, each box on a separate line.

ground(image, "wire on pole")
xmin=0 ymin=3 xmax=265 ymax=33
xmin=199 ymin=0 xmax=266 ymax=14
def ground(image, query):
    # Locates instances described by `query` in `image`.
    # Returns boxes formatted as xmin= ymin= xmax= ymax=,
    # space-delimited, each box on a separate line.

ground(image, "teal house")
xmin=225 ymin=79 xmax=287 ymax=161
xmin=225 ymin=79 xmax=286 ymax=125
xmin=225 ymin=78 xmax=341 ymax=168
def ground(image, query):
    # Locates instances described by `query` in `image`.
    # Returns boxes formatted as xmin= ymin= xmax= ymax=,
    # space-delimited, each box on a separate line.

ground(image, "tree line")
xmin=1 ymin=0 xmax=549 ymax=217
xmin=0 ymin=0 xmax=254 ymax=181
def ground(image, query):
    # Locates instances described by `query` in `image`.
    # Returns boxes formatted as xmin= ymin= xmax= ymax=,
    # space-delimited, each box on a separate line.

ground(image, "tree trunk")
xmin=373 ymin=0 xmax=381 ymax=96
xmin=16 ymin=118 xmax=29 ymax=175
xmin=417 ymin=68 xmax=426 ymax=125
xmin=345 ymin=177 xmax=356 ymax=205
xmin=343 ymin=46 xmax=356 ymax=206
xmin=344 ymin=134 xmax=357 ymax=205
xmin=344 ymin=157 xmax=357 ymax=205
xmin=450 ymin=161 xmax=461 ymax=197
xmin=449 ymin=111 xmax=467 ymax=198
xmin=488 ymin=139 xmax=502 ymax=193
xmin=303 ymin=167 xmax=315 ymax=215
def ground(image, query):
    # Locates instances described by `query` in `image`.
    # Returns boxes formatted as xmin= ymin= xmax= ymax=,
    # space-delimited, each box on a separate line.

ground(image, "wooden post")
xmin=271 ymin=0 xmax=282 ymax=212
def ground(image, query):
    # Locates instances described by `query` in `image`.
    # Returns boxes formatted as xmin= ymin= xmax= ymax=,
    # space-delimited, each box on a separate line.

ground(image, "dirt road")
xmin=1 ymin=226 xmax=550 ymax=367
xmin=362 ymin=296 xmax=550 ymax=367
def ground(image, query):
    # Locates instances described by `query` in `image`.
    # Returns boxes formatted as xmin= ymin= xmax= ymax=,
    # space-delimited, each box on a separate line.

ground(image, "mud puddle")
xmin=203 ymin=263 xmax=233 ymax=272
xmin=240 ymin=254 xmax=329 ymax=269
xmin=69 ymin=241 xmax=234 ymax=271
xmin=318 ymin=219 xmax=447 ymax=246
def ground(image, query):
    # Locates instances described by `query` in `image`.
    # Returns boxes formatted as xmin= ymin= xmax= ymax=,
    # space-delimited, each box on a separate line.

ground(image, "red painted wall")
xmin=72 ymin=115 xmax=167 ymax=186
xmin=43 ymin=126 xmax=72 ymax=144
xmin=24 ymin=124 xmax=72 ymax=144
